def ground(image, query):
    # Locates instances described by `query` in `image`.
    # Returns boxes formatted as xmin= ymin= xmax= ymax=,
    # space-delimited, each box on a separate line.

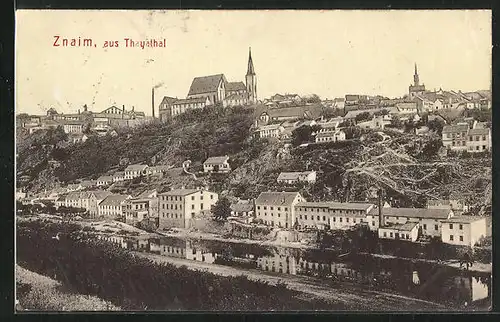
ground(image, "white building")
xmin=255 ymin=192 xmax=305 ymax=229
xmin=315 ymin=130 xmax=346 ymax=143
xmin=124 ymin=164 xmax=149 ymax=180
xmin=295 ymin=202 xmax=375 ymax=230
xmin=158 ymin=188 xmax=219 ymax=229
xmin=203 ymin=156 xmax=231 ymax=173
xmin=277 ymin=171 xmax=317 ymax=184
xmin=255 ymin=124 xmax=285 ymax=139
xmin=378 ymin=221 xmax=420 ymax=242
xmin=98 ymin=194 xmax=132 ymax=219
xmin=440 ymin=216 xmax=487 ymax=247
xmin=96 ymin=175 xmax=113 ymax=187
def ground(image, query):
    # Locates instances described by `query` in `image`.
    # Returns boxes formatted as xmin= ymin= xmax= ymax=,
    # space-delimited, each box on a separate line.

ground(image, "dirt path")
xmin=133 ymin=251 xmax=446 ymax=311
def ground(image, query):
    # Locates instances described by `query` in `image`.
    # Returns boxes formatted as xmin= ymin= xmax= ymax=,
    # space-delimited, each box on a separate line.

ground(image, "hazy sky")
xmin=16 ymin=10 xmax=491 ymax=116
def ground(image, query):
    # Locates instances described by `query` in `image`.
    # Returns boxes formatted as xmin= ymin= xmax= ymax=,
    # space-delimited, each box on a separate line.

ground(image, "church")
xmin=159 ymin=48 xmax=258 ymax=122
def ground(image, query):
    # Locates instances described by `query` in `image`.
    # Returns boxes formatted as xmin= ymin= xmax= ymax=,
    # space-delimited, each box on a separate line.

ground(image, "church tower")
xmin=246 ymin=47 xmax=257 ymax=104
xmin=413 ymin=63 xmax=420 ymax=86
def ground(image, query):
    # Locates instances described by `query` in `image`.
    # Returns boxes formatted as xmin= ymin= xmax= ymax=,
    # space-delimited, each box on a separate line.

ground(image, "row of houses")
xmin=17 ymin=104 xmax=151 ymax=136
xmin=442 ymin=121 xmax=491 ymax=153
xmin=253 ymin=191 xmax=486 ymax=248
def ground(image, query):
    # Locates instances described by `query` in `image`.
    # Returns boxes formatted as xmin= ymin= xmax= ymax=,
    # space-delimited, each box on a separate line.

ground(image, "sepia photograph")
xmin=15 ymin=9 xmax=492 ymax=311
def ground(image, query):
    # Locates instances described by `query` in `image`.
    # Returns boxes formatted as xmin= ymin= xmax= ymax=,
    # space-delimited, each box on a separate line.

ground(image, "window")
xmin=305 ymin=215 xmax=308 ymax=220
xmin=459 ymin=224 xmax=463 ymax=230
xmin=383 ymin=232 xmax=387 ymax=237
xmin=257 ymin=206 xmax=260 ymax=210
xmin=317 ymin=216 xmax=320 ymax=221
xmin=270 ymin=207 xmax=274 ymax=210
xmin=191 ymin=205 xmax=195 ymax=210
xmin=435 ymin=224 xmax=438 ymax=231
xmin=191 ymin=196 xmax=195 ymax=201
xmin=333 ymin=217 xmax=336 ymax=222
xmin=423 ymin=224 xmax=427 ymax=230
xmin=277 ymin=207 xmax=281 ymax=211
xmin=346 ymin=218 xmax=350 ymax=223
xmin=450 ymin=235 xmax=454 ymax=241
xmin=449 ymin=223 xmax=453 ymax=229
xmin=339 ymin=217 xmax=343 ymax=223
xmin=263 ymin=206 xmax=267 ymax=210
xmin=406 ymin=234 xmax=409 ymax=239
xmin=323 ymin=216 xmax=326 ymax=221
xmin=372 ymin=221 xmax=375 ymax=226
xmin=285 ymin=207 xmax=288 ymax=211
xmin=201 ymin=203 xmax=204 ymax=210
xmin=459 ymin=236 xmax=464 ymax=242
xmin=299 ymin=215 xmax=302 ymax=219
xmin=390 ymin=232 xmax=393 ymax=238
xmin=210 ymin=194 xmax=214 ymax=199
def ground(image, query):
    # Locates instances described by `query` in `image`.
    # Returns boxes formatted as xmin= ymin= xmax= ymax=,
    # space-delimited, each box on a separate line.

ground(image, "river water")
xmin=102 ymin=234 xmax=491 ymax=310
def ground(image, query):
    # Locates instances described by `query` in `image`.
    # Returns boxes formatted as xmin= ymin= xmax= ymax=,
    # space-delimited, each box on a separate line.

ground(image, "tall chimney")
xmin=152 ymin=87 xmax=155 ymax=118
xmin=378 ymin=188 xmax=384 ymax=228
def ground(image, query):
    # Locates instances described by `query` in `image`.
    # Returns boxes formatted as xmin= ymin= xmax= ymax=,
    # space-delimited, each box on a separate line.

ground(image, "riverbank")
xmin=359 ymin=252 xmax=492 ymax=273
xmin=16 ymin=264 xmax=120 ymax=311
xmin=132 ymin=250 xmax=447 ymax=311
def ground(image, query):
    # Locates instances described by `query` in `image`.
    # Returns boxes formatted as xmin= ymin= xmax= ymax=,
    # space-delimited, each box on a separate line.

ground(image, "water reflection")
xmin=101 ymin=234 xmax=491 ymax=309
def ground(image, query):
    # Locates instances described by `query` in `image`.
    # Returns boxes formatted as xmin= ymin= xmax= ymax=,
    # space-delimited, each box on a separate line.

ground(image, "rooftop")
xmin=370 ymin=207 xmax=452 ymax=219
xmin=125 ymin=164 xmax=148 ymax=171
xmin=99 ymin=194 xmax=131 ymax=207
xmin=204 ymin=156 xmax=229 ymax=164
xmin=296 ymin=201 xmax=374 ymax=212
xmin=441 ymin=216 xmax=486 ymax=224
xmin=381 ymin=221 xmax=419 ymax=231
xmin=159 ymin=189 xmax=201 ymax=197
xmin=277 ymin=171 xmax=315 ymax=180
xmin=188 ymin=74 xmax=226 ymax=96
xmin=255 ymin=192 xmax=301 ymax=206
xmin=226 ymin=81 xmax=246 ymax=92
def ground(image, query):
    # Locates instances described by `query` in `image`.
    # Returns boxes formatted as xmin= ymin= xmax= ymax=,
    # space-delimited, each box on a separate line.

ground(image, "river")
xmin=99 ymin=233 xmax=491 ymax=310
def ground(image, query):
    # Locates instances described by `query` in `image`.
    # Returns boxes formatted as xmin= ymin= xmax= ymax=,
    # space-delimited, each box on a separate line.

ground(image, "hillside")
xmin=17 ymin=105 xmax=492 ymax=211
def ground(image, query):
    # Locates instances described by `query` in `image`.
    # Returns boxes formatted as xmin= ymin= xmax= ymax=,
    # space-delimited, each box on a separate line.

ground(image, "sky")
xmin=16 ymin=10 xmax=491 ymax=116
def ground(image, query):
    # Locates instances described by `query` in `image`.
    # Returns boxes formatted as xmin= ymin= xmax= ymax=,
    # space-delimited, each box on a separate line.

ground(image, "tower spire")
xmin=247 ymin=47 xmax=255 ymax=75
xmin=413 ymin=62 xmax=420 ymax=86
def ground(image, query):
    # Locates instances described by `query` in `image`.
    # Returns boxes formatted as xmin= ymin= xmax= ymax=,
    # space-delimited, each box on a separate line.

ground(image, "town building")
xmin=440 ymin=216 xmax=487 ymax=247
xmin=171 ymin=97 xmax=211 ymax=117
xmin=158 ymin=188 xmax=219 ymax=229
xmin=277 ymin=171 xmax=317 ymax=184
xmin=256 ymin=105 xmax=323 ymax=125
xmin=230 ymin=199 xmax=255 ymax=217
xmin=315 ymin=130 xmax=346 ymax=143
xmin=255 ymin=124 xmax=285 ymax=139
xmin=223 ymin=93 xmax=248 ymax=107
xmin=408 ymin=63 xmax=426 ymax=98
xmin=427 ymin=199 xmax=469 ymax=213
xmin=124 ymin=164 xmax=149 ymax=180
xmin=88 ymin=190 xmax=112 ymax=217
xmin=112 ymin=171 xmax=125 ymax=182
xmin=61 ymin=120 xmax=85 ymax=134
xmin=378 ymin=221 xmax=420 ymax=242
xmin=203 ymin=155 xmax=231 ymax=173
xmin=123 ymin=197 xmax=158 ymax=226
xmin=357 ymin=115 xmax=390 ymax=130
xmin=467 ymin=127 xmax=491 ymax=153
xmin=442 ymin=124 xmax=469 ymax=151
xmin=295 ymin=202 xmax=375 ymax=230
xmin=254 ymin=192 xmax=305 ymax=229
xmin=98 ymin=194 xmax=132 ymax=219
xmin=372 ymin=207 xmax=454 ymax=238
xmin=96 ymin=175 xmax=113 ymax=187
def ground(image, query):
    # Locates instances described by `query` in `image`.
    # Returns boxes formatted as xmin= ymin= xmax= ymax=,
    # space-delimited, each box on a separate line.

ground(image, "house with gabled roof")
xmin=158 ymin=188 xmax=219 ymax=229
xmin=124 ymin=164 xmax=149 ymax=180
xmin=203 ymin=155 xmax=231 ymax=173
xmin=98 ymin=194 xmax=132 ymax=219
xmin=187 ymin=74 xmax=228 ymax=104
xmin=96 ymin=175 xmax=113 ymax=187
xmin=277 ymin=171 xmax=317 ymax=184
xmin=255 ymin=191 xmax=305 ymax=229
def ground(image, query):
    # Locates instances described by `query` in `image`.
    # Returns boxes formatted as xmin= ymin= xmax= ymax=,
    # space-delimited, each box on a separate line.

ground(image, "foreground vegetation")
xmin=17 ymin=220 xmax=334 ymax=311
xmin=16 ymin=265 xmax=120 ymax=311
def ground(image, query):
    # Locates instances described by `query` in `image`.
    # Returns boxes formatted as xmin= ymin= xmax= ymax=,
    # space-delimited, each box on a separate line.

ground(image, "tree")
xmin=389 ymin=115 xmax=403 ymax=129
xmin=305 ymin=94 xmax=321 ymax=104
xmin=427 ymin=119 xmax=444 ymax=135
xmin=291 ymin=125 xmax=314 ymax=146
xmin=355 ymin=112 xmax=371 ymax=123
xmin=212 ymin=197 xmax=232 ymax=221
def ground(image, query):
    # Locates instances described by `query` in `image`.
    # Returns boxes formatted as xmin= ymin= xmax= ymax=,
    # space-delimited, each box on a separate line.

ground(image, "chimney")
xmin=378 ymin=189 xmax=384 ymax=228
xmin=122 ymin=105 xmax=125 ymax=113
xmin=152 ymin=87 xmax=155 ymax=118
xmin=132 ymin=106 xmax=134 ymax=112
xmin=78 ymin=109 xmax=80 ymax=114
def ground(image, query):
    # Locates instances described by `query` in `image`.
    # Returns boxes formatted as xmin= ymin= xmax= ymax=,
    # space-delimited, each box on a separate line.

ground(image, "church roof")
xmin=226 ymin=82 xmax=246 ymax=92
xmin=188 ymin=74 xmax=226 ymax=96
